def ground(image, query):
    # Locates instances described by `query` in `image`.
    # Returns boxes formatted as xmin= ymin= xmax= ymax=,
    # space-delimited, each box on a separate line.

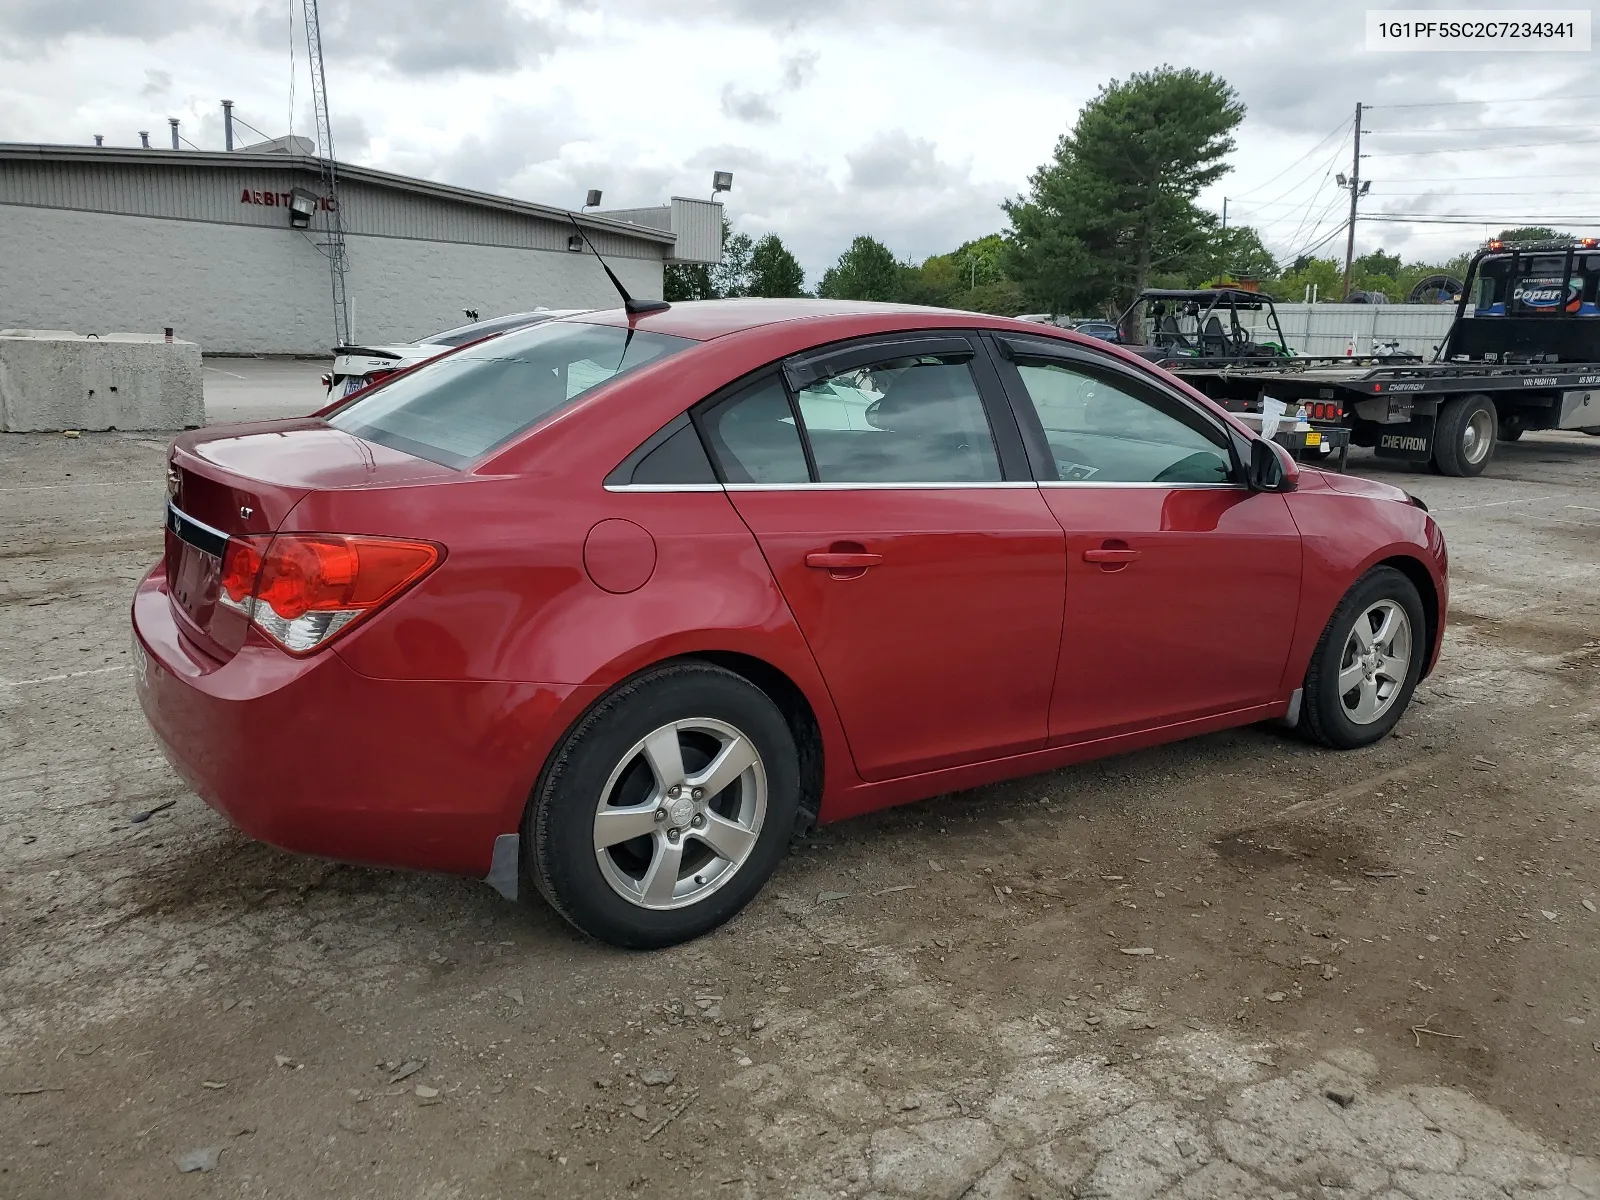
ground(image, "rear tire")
xmin=1432 ymin=393 xmax=1496 ymax=476
xmin=1299 ymin=567 xmax=1427 ymax=750
xmin=1497 ymin=421 xmax=1523 ymax=443
xmin=526 ymin=662 xmax=798 ymax=949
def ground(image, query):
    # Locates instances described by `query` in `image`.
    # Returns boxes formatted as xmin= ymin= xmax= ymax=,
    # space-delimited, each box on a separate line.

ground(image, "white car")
xmin=323 ymin=309 xmax=589 ymax=397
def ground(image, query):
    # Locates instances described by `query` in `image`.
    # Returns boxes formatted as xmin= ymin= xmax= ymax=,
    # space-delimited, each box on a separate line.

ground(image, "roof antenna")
xmin=566 ymin=214 xmax=670 ymax=317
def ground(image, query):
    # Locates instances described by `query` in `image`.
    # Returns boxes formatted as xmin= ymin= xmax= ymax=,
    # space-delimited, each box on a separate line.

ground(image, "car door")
xmin=988 ymin=334 xmax=1303 ymax=745
xmin=694 ymin=334 xmax=1067 ymax=782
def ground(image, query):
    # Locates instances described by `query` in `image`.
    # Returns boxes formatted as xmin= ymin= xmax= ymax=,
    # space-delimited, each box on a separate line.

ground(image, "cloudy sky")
xmin=2 ymin=0 xmax=1596 ymax=283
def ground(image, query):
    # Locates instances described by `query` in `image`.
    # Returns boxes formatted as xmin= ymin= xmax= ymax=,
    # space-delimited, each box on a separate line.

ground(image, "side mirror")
xmin=1248 ymin=437 xmax=1299 ymax=493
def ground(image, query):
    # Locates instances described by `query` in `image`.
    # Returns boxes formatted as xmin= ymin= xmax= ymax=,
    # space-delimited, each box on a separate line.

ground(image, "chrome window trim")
xmin=723 ymin=481 xmax=1038 ymax=492
xmin=1037 ymin=481 xmax=1244 ymax=491
xmin=602 ymin=483 xmax=725 ymax=493
xmin=603 ymin=479 xmax=1246 ymax=494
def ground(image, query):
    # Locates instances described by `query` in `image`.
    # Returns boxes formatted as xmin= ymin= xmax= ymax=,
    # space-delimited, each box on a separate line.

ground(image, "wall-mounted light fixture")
xmin=288 ymin=188 xmax=319 ymax=229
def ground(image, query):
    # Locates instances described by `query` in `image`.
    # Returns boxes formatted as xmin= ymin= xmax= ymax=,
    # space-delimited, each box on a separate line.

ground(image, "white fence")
xmin=1255 ymin=304 xmax=1460 ymax=359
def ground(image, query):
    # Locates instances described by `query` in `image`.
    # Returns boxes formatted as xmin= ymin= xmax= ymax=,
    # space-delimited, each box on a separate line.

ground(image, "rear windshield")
xmin=328 ymin=321 xmax=694 ymax=468
xmin=425 ymin=312 xmax=548 ymax=347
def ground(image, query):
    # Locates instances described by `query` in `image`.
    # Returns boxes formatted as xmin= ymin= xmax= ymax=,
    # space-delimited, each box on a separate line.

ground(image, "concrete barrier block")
xmin=0 ymin=332 xmax=205 ymax=432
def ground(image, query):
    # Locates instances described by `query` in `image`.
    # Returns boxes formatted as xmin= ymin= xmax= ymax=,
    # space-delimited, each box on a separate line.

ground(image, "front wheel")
xmin=1432 ymin=393 xmax=1496 ymax=476
xmin=1299 ymin=567 xmax=1427 ymax=749
xmin=526 ymin=662 xmax=799 ymax=949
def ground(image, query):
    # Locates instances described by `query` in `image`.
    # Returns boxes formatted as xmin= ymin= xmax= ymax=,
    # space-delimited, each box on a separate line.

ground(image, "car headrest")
xmin=868 ymin=363 xmax=970 ymax=431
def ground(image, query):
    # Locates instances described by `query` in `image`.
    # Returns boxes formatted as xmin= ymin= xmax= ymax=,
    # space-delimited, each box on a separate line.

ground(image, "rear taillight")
xmin=218 ymin=533 xmax=440 ymax=655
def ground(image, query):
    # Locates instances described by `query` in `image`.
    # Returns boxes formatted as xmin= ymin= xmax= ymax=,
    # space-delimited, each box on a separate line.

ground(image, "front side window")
xmin=329 ymin=321 xmax=693 ymax=469
xmin=792 ymin=354 xmax=1001 ymax=483
xmin=1012 ymin=359 xmax=1234 ymax=485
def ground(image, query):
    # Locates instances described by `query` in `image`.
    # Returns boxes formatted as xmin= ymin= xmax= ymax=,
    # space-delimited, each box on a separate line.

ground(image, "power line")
xmin=1234 ymin=189 xmax=1600 ymax=207
xmin=1228 ymin=117 xmax=1352 ymax=200
xmin=1365 ymin=94 xmax=1600 ymax=109
xmin=1369 ymin=138 xmax=1600 ymax=157
xmin=1287 ymin=219 xmax=1351 ymax=260
xmin=1370 ymin=123 xmax=1600 ymax=134
xmin=1364 ymin=215 xmax=1600 ymax=225
xmin=1377 ymin=173 xmax=1599 ymax=182
xmin=1239 ymin=133 xmax=1351 ymax=214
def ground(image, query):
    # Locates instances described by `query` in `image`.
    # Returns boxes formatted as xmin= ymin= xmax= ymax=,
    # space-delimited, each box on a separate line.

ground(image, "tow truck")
xmin=1127 ymin=241 xmax=1600 ymax=477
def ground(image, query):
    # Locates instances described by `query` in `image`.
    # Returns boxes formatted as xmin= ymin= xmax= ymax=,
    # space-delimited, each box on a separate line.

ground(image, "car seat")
xmin=864 ymin=363 xmax=998 ymax=482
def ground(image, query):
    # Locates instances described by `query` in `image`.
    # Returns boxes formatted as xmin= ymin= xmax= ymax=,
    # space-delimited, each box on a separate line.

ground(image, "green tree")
xmin=1004 ymin=66 xmax=1245 ymax=315
xmin=713 ymin=230 xmax=755 ymax=297
xmin=1354 ymin=248 xmax=1402 ymax=278
xmin=818 ymin=235 xmax=904 ymax=301
xmin=1274 ymin=256 xmax=1344 ymax=302
xmin=663 ymin=263 xmax=715 ymax=301
xmin=1195 ymin=224 xmax=1277 ymax=285
xmin=1496 ymin=226 xmax=1565 ymax=245
xmin=746 ymin=234 xmax=808 ymax=297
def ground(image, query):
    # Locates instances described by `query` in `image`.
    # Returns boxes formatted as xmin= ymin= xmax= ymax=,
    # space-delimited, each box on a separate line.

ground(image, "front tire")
xmin=1432 ymin=393 xmax=1496 ymax=476
xmin=526 ymin=662 xmax=798 ymax=949
xmin=1299 ymin=567 xmax=1427 ymax=749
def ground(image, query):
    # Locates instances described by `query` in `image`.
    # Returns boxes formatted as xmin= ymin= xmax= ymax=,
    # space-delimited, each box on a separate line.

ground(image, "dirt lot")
xmin=2 ymin=373 xmax=1598 ymax=1199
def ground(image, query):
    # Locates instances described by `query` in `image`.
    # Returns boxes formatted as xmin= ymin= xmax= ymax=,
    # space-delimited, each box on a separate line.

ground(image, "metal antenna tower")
xmin=302 ymin=0 xmax=351 ymax=345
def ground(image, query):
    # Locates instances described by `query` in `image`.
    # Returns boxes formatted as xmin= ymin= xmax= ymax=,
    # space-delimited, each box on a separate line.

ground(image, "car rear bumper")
xmin=132 ymin=567 xmax=583 ymax=878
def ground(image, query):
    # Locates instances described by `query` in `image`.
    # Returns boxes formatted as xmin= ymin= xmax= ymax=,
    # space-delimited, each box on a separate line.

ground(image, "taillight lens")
xmin=218 ymin=533 xmax=440 ymax=655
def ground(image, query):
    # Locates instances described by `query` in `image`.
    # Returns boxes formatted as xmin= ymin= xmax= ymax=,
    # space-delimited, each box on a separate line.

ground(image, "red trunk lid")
xmin=163 ymin=420 xmax=455 ymax=660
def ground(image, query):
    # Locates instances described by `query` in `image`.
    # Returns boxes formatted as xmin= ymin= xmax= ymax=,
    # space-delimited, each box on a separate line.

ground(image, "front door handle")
xmin=1083 ymin=548 xmax=1141 ymax=564
xmin=805 ymin=551 xmax=883 ymax=570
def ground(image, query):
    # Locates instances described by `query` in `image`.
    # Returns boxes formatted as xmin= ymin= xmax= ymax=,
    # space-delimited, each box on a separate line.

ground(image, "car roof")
xmin=572 ymin=298 xmax=976 ymax=341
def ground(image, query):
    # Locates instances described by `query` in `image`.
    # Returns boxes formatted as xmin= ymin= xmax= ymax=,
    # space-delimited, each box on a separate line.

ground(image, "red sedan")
xmin=134 ymin=300 xmax=1447 ymax=948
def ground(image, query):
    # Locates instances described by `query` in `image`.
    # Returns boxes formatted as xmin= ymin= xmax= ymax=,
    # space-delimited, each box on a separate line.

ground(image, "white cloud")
xmin=2 ymin=0 xmax=1595 ymax=279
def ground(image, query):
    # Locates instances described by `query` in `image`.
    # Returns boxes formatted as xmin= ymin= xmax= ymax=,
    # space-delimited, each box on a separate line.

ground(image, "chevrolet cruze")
xmin=134 ymin=300 xmax=1447 ymax=947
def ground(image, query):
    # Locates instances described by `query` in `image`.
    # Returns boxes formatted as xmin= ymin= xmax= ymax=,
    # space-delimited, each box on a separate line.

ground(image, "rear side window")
xmin=792 ymin=354 xmax=1001 ymax=483
xmin=698 ymin=376 xmax=811 ymax=484
xmin=329 ymin=321 xmax=693 ymax=469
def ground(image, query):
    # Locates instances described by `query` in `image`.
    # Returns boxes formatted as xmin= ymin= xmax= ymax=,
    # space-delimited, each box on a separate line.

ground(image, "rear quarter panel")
xmin=290 ymin=476 xmax=860 ymax=824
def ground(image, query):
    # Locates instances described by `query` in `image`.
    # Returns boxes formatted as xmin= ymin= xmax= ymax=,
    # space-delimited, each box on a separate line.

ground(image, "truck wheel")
xmin=1497 ymin=424 xmax=1523 ymax=442
xmin=1432 ymin=393 xmax=1496 ymax=476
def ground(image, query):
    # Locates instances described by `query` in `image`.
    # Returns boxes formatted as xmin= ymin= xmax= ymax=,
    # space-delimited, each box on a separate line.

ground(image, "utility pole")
xmin=302 ymin=0 xmax=351 ymax=347
xmin=1222 ymin=197 xmax=1228 ymax=234
xmin=1341 ymin=102 xmax=1363 ymax=300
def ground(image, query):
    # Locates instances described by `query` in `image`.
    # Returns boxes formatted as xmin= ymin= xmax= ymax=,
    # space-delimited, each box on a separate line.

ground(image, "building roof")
xmin=0 ymin=142 xmax=677 ymax=245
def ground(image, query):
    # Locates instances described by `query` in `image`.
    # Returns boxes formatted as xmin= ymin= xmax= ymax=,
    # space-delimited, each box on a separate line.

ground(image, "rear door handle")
xmin=1083 ymin=548 xmax=1141 ymax=564
xmin=805 ymin=552 xmax=884 ymax=569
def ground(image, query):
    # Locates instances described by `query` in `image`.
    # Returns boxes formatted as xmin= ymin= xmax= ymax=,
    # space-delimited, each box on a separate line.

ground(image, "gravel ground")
xmin=2 ymin=372 xmax=1597 ymax=1199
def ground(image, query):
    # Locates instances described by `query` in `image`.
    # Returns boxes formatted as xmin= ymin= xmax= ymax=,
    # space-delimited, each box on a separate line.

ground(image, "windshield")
xmin=329 ymin=321 xmax=695 ymax=468
xmin=423 ymin=312 xmax=550 ymax=347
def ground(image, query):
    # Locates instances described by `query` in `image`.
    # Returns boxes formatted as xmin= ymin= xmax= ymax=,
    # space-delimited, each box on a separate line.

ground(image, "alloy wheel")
xmin=592 ymin=718 xmax=767 ymax=910
xmin=1337 ymin=599 xmax=1413 ymax=725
